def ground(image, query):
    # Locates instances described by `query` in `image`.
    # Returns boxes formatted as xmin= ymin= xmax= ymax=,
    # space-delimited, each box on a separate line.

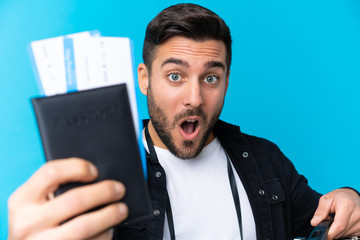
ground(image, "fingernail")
xmin=118 ymin=203 xmax=128 ymax=215
xmin=89 ymin=164 xmax=98 ymax=176
xmin=115 ymin=182 xmax=125 ymax=195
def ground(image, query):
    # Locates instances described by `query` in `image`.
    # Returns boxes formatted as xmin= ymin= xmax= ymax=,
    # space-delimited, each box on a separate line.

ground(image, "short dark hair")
xmin=143 ymin=3 xmax=232 ymax=74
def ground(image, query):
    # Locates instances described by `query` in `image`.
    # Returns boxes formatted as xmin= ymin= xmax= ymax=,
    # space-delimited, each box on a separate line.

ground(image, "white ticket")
xmin=29 ymin=31 xmax=100 ymax=96
xmin=29 ymin=32 xmax=140 ymax=136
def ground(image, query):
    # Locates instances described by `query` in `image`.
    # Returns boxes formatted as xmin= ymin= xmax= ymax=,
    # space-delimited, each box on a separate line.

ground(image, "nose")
xmin=183 ymin=79 xmax=203 ymax=108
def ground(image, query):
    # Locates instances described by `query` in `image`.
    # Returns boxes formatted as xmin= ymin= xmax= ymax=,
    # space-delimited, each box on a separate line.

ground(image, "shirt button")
xmin=242 ymin=151 xmax=249 ymax=158
xmin=259 ymin=189 xmax=265 ymax=195
xmin=272 ymin=195 xmax=278 ymax=200
xmin=155 ymin=171 xmax=162 ymax=177
xmin=153 ymin=209 xmax=160 ymax=216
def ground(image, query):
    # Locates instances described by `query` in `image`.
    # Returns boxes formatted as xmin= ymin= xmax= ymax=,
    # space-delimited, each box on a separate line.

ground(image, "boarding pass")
xmin=28 ymin=30 xmax=139 ymax=134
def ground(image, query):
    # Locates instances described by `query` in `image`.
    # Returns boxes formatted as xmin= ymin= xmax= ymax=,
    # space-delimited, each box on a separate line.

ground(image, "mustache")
xmin=173 ymin=108 xmax=207 ymax=126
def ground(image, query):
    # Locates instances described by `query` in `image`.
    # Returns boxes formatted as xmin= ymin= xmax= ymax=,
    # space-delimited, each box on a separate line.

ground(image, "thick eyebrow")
xmin=160 ymin=58 xmax=225 ymax=71
xmin=161 ymin=58 xmax=190 ymax=68
xmin=204 ymin=61 xmax=226 ymax=71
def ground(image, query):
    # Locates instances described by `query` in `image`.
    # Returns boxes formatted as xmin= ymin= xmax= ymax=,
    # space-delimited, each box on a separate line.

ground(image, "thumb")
xmin=311 ymin=195 xmax=333 ymax=226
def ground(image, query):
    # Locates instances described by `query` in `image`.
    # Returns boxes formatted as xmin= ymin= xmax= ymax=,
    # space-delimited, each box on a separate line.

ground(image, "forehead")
xmin=153 ymin=36 xmax=227 ymax=66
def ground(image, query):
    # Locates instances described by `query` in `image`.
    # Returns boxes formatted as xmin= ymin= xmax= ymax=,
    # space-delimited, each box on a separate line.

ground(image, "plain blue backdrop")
xmin=1 ymin=0 xmax=359 ymax=238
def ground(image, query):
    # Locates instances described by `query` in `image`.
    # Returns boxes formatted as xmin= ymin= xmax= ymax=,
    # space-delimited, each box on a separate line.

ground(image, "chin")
xmin=169 ymin=137 xmax=206 ymax=160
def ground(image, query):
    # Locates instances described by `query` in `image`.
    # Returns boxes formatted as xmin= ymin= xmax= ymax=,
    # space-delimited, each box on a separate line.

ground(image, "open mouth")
xmin=181 ymin=119 xmax=199 ymax=134
xmin=179 ymin=119 xmax=201 ymax=140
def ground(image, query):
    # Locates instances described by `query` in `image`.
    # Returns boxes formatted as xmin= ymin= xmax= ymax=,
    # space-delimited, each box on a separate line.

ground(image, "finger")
xmin=332 ymin=214 xmax=360 ymax=239
xmin=339 ymin=218 xmax=360 ymax=239
xmin=311 ymin=195 xmax=333 ymax=226
xmin=41 ymin=180 xmax=126 ymax=226
xmin=14 ymin=158 xmax=98 ymax=204
xmin=328 ymin=196 xmax=360 ymax=239
xmin=345 ymin=204 xmax=360 ymax=236
xmin=27 ymin=224 xmax=116 ymax=240
xmin=87 ymin=228 xmax=114 ymax=240
xmin=51 ymin=203 xmax=128 ymax=240
xmin=327 ymin=205 xmax=350 ymax=239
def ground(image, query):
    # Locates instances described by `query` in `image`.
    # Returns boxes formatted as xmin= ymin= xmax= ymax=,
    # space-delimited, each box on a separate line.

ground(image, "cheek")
xmin=204 ymin=90 xmax=225 ymax=111
xmin=151 ymin=85 xmax=181 ymax=118
xmin=154 ymin=81 xmax=184 ymax=105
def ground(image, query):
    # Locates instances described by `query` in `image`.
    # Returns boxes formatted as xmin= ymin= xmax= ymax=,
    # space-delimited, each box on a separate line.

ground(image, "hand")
xmin=311 ymin=188 xmax=360 ymax=239
xmin=8 ymin=158 xmax=128 ymax=240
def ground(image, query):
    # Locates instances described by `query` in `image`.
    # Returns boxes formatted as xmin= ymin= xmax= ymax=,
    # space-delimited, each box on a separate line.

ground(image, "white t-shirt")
xmin=143 ymin=137 xmax=257 ymax=240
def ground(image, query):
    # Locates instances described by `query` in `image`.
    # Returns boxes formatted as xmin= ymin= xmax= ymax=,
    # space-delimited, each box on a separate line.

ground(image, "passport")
xmin=31 ymin=84 xmax=151 ymax=224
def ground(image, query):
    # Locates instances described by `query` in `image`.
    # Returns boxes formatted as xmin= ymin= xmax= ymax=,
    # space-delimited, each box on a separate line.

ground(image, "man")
xmin=8 ymin=3 xmax=360 ymax=240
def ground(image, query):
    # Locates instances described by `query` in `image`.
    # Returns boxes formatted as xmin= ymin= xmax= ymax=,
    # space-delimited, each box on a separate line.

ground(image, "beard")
xmin=147 ymin=86 xmax=223 ymax=159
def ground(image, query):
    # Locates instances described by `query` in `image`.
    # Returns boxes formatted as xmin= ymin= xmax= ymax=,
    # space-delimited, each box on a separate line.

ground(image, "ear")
xmin=137 ymin=63 xmax=150 ymax=96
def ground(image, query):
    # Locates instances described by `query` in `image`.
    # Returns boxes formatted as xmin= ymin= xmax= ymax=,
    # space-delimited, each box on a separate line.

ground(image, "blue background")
xmin=1 ymin=0 xmax=359 ymax=238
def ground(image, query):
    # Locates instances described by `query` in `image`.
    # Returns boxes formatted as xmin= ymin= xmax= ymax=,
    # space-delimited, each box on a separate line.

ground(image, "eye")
xmin=204 ymin=75 xmax=218 ymax=84
xmin=167 ymin=73 xmax=182 ymax=82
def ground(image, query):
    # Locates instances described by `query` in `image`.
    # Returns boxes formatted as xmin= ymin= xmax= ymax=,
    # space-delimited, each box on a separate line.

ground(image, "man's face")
xmin=138 ymin=36 xmax=229 ymax=159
